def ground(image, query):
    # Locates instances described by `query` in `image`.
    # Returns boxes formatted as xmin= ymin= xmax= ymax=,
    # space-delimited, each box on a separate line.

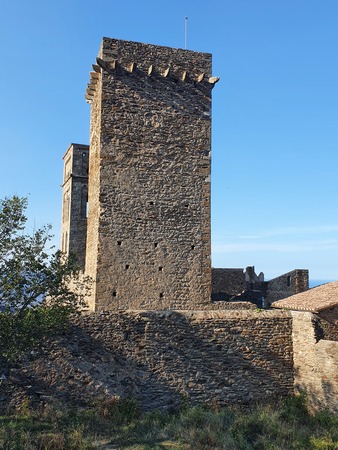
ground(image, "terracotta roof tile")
xmin=272 ymin=281 xmax=338 ymax=313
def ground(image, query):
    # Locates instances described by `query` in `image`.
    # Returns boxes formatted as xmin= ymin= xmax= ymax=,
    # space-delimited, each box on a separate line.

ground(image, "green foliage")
xmin=0 ymin=196 xmax=91 ymax=362
xmin=310 ymin=436 xmax=338 ymax=450
xmin=279 ymin=392 xmax=310 ymax=424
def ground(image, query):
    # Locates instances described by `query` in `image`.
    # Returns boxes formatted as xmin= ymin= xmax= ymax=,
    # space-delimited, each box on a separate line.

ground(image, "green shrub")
xmin=310 ymin=436 xmax=338 ymax=450
xmin=96 ymin=396 xmax=140 ymax=424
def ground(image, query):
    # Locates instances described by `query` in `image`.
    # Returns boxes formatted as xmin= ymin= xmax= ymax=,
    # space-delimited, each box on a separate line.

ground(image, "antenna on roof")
xmin=184 ymin=16 xmax=188 ymax=49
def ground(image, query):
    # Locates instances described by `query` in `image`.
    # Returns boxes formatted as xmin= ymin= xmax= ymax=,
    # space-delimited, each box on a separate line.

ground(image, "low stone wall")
xmin=292 ymin=311 xmax=338 ymax=417
xmin=0 ymin=310 xmax=293 ymax=412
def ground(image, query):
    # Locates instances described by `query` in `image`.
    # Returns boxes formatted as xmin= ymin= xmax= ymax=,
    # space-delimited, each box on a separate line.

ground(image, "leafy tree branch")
xmin=0 ymin=196 xmax=91 ymax=362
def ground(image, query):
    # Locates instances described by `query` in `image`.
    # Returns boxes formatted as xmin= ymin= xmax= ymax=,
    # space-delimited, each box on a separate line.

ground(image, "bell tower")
xmin=61 ymin=143 xmax=89 ymax=270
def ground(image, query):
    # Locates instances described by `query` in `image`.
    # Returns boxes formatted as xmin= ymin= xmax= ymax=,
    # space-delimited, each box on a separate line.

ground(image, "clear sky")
xmin=1 ymin=0 xmax=337 ymax=284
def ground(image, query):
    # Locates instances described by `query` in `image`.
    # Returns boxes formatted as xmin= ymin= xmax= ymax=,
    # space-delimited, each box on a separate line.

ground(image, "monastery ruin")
xmin=49 ymin=37 xmax=337 ymax=416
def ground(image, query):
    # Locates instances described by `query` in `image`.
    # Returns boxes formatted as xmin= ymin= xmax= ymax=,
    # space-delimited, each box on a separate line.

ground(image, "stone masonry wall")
xmin=0 ymin=310 xmax=294 ymax=412
xmin=317 ymin=306 xmax=338 ymax=341
xmin=85 ymin=67 xmax=103 ymax=310
xmin=266 ymin=270 xmax=309 ymax=305
xmin=211 ymin=268 xmax=245 ymax=300
xmin=292 ymin=311 xmax=338 ymax=417
xmin=84 ymin=38 xmax=215 ymax=311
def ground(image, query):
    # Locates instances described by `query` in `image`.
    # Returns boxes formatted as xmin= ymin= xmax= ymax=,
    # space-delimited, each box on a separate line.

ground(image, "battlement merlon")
xmin=100 ymin=37 xmax=213 ymax=75
xmin=85 ymin=38 xmax=219 ymax=103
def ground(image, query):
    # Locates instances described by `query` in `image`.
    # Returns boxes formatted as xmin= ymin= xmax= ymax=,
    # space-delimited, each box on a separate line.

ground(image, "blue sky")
xmin=1 ymin=0 xmax=337 ymax=283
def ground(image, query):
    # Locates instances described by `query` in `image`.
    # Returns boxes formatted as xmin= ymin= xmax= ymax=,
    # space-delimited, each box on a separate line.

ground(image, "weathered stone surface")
xmin=317 ymin=306 xmax=338 ymax=341
xmin=79 ymin=38 xmax=215 ymax=311
xmin=267 ymin=270 xmax=309 ymax=304
xmin=56 ymin=37 xmax=336 ymax=419
xmin=292 ymin=311 xmax=338 ymax=416
xmin=0 ymin=310 xmax=294 ymax=412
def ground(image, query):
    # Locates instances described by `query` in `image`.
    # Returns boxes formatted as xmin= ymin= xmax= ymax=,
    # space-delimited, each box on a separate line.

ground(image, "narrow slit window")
xmin=81 ymin=186 xmax=88 ymax=218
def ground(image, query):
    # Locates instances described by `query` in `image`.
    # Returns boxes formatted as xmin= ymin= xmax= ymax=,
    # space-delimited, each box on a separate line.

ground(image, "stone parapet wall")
xmin=99 ymin=37 xmax=212 ymax=75
xmin=0 ymin=310 xmax=293 ymax=412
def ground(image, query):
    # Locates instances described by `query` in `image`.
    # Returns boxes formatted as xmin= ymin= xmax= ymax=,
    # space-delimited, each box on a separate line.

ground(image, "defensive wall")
xmin=0 ymin=310 xmax=294 ymax=411
xmin=1 ymin=309 xmax=337 ymax=416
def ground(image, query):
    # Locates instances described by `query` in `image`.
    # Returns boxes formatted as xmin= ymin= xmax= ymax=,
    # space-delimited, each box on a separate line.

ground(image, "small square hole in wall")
xmin=154 ymin=242 xmax=158 ymax=248
xmin=112 ymin=291 xmax=117 ymax=297
xmin=159 ymin=266 xmax=163 ymax=272
xmin=191 ymin=245 xmax=195 ymax=250
xmin=149 ymin=201 xmax=154 ymax=205
xmin=117 ymin=241 xmax=122 ymax=246
xmin=185 ymin=204 xmax=189 ymax=208
xmin=125 ymin=264 xmax=130 ymax=270
xmin=159 ymin=292 xmax=164 ymax=298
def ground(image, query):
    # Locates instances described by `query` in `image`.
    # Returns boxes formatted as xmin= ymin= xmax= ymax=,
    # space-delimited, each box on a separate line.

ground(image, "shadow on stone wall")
xmin=0 ymin=325 xmax=180 ymax=412
xmin=292 ymin=311 xmax=338 ymax=417
xmin=295 ymin=373 xmax=338 ymax=417
xmin=0 ymin=311 xmax=294 ymax=412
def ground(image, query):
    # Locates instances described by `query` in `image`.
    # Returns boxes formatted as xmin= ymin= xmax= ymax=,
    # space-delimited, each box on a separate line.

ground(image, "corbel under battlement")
xmin=85 ymin=57 xmax=219 ymax=103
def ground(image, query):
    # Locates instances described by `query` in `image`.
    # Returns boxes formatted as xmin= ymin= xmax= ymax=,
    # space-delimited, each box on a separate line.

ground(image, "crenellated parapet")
xmin=85 ymin=38 xmax=219 ymax=103
xmin=85 ymin=56 xmax=219 ymax=103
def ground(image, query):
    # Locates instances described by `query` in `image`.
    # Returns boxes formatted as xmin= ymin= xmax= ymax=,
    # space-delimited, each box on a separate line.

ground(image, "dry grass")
xmin=0 ymin=395 xmax=337 ymax=449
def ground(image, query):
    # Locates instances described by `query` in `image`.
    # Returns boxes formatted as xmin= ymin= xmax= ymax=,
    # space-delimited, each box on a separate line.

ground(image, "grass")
xmin=0 ymin=395 xmax=337 ymax=449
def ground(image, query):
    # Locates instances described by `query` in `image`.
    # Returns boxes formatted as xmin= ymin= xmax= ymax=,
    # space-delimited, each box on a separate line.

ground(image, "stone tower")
xmin=61 ymin=143 xmax=89 ymax=270
xmin=64 ymin=37 xmax=218 ymax=311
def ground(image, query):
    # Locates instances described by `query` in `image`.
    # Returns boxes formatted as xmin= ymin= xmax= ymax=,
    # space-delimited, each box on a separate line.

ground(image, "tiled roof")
xmin=272 ymin=281 xmax=338 ymax=313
